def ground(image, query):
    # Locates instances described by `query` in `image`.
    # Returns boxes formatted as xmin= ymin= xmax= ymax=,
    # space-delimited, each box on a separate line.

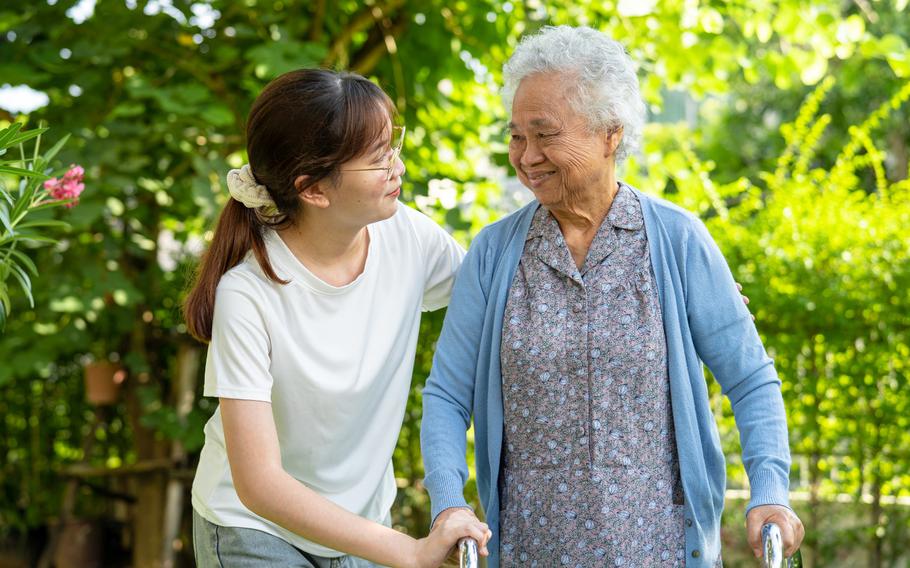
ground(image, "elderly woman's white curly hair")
xmin=502 ymin=25 xmax=646 ymax=164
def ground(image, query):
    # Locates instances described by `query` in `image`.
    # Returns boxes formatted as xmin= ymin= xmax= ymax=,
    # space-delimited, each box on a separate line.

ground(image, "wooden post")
xmin=161 ymin=344 xmax=200 ymax=567
xmin=125 ymin=375 xmax=169 ymax=568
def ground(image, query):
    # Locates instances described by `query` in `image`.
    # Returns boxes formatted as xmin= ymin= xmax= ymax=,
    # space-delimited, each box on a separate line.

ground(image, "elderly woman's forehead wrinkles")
xmin=507 ymin=116 xmax=560 ymax=131
xmin=530 ymin=118 xmax=558 ymax=128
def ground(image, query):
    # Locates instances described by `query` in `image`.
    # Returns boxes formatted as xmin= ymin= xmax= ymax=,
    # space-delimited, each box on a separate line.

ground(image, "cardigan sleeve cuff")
xmin=424 ymin=470 xmax=471 ymax=524
xmin=745 ymin=467 xmax=791 ymax=515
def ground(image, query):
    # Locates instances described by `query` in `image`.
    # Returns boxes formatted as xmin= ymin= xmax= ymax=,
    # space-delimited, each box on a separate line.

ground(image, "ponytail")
xmin=183 ymin=199 xmax=287 ymax=343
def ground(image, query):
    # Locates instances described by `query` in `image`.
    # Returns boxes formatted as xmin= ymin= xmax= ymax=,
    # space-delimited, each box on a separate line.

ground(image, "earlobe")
xmin=605 ymin=126 xmax=624 ymax=157
xmin=295 ymin=174 xmax=331 ymax=209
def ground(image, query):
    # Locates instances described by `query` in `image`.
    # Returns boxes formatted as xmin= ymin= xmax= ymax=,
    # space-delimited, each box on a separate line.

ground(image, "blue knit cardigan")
xmin=420 ymin=185 xmax=791 ymax=567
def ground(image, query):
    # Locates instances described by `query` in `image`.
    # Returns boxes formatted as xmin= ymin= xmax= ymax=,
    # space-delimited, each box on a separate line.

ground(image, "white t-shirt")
xmin=191 ymin=203 xmax=465 ymax=557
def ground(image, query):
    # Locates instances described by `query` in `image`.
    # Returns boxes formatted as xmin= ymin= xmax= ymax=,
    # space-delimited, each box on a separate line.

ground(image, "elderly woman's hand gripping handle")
xmin=748 ymin=505 xmax=804 ymax=560
xmin=423 ymin=507 xmax=491 ymax=568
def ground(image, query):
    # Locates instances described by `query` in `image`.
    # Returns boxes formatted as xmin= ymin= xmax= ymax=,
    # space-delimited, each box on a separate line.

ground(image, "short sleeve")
xmin=203 ymin=278 xmax=273 ymax=401
xmin=404 ymin=206 xmax=466 ymax=312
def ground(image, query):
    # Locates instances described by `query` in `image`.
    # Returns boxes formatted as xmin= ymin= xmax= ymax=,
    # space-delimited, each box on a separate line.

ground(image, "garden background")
xmin=1 ymin=0 xmax=909 ymax=566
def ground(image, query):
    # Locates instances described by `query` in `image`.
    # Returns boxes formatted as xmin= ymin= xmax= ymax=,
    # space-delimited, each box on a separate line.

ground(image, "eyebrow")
xmin=508 ymin=119 xmax=558 ymax=129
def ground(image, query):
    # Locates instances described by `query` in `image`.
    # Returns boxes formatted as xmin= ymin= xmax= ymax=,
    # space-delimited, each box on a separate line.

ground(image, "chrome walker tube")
xmin=762 ymin=523 xmax=802 ymax=568
xmin=458 ymin=538 xmax=479 ymax=568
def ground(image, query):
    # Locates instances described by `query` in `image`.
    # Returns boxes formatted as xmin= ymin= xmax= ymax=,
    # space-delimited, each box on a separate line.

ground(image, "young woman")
xmin=184 ymin=69 xmax=491 ymax=567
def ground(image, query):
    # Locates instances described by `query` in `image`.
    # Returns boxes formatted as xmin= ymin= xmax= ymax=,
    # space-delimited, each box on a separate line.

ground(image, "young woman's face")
xmin=329 ymin=119 xmax=405 ymax=227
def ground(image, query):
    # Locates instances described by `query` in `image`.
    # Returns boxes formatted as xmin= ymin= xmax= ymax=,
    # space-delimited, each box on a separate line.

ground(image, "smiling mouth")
xmin=525 ymin=170 xmax=556 ymax=184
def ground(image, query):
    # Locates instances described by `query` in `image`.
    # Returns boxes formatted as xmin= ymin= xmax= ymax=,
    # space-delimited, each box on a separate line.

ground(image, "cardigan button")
xmin=686 ymin=518 xmax=693 ymax=527
xmin=691 ymin=550 xmax=701 ymax=558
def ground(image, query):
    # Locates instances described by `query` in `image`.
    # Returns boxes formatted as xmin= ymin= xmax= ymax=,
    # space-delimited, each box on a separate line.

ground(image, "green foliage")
xmin=1 ymin=1 xmax=909 ymax=565
xmin=0 ymin=122 xmax=78 ymax=328
xmin=628 ymin=72 xmax=910 ymax=565
xmin=723 ymin=77 xmax=910 ymax=506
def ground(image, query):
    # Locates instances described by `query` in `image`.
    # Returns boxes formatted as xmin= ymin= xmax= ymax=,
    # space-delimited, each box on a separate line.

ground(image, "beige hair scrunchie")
xmin=226 ymin=165 xmax=277 ymax=210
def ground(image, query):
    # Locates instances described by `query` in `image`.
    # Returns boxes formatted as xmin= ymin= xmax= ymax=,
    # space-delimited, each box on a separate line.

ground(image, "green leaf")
xmin=24 ymin=201 xmax=67 ymax=214
xmin=3 ymin=232 xmax=57 ymax=245
xmin=15 ymin=219 xmax=70 ymax=231
xmin=0 ymin=205 xmax=12 ymax=235
xmin=0 ymin=165 xmax=48 ymax=179
xmin=3 ymin=128 xmax=49 ymax=149
xmin=41 ymin=134 xmax=71 ymax=163
xmin=0 ymin=186 xmax=13 ymax=207
xmin=9 ymin=262 xmax=34 ymax=308
xmin=0 ymin=123 xmax=24 ymax=148
xmin=6 ymin=248 xmax=37 ymax=276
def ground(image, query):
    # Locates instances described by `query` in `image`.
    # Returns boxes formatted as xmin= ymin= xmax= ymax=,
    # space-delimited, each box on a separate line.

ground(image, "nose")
xmin=519 ymin=138 xmax=545 ymax=168
xmin=390 ymin=156 xmax=406 ymax=180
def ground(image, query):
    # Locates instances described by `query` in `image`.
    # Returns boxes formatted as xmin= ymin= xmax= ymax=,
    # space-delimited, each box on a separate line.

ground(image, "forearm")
xmin=421 ymin=391 xmax=474 ymax=520
xmin=239 ymin=466 xmax=417 ymax=568
xmin=730 ymin=380 xmax=792 ymax=511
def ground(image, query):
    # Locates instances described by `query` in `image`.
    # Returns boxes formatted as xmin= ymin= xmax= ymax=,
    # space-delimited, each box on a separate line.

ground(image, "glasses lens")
xmin=386 ymin=126 xmax=406 ymax=180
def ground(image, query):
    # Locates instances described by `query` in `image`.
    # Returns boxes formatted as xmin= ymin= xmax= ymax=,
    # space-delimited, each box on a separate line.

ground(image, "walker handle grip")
xmin=458 ymin=537 xmax=479 ymax=568
xmin=762 ymin=523 xmax=802 ymax=568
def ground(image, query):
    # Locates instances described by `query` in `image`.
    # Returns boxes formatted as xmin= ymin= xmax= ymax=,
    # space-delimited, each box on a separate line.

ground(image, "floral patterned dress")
xmin=499 ymin=185 xmax=687 ymax=567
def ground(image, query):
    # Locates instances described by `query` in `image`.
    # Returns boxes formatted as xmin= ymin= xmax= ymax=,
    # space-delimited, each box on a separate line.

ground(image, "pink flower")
xmin=63 ymin=164 xmax=84 ymax=181
xmin=44 ymin=164 xmax=85 ymax=208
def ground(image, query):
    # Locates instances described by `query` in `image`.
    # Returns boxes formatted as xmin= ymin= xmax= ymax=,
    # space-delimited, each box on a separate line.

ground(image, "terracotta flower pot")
xmin=83 ymin=362 xmax=126 ymax=406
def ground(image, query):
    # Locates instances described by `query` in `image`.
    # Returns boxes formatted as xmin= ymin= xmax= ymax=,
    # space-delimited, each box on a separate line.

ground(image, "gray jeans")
xmin=193 ymin=509 xmax=388 ymax=567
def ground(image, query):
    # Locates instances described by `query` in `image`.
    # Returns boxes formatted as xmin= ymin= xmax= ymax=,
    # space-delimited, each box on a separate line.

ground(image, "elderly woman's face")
xmin=508 ymin=72 xmax=615 ymax=209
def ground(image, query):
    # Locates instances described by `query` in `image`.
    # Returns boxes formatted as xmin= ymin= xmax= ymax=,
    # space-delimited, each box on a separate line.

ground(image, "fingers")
xmin=434 ymin=510 xmax=492 ymax=557
xmin=784 ymin=512 xmax=805 ymax=557
xmin=776 ymin=515 xmax=798 ymax=557
xmin=471 ymin=524 xmax=491 ymax=557
xmin=479 ymin=528 xmax=493 ymax=556
xmin=464 ymin=522 xmax=488 ymax=544
xmin=762 ymin=510 xmax=802 ymax=557
xmin=736 ymin=282 xmax=743 ymax=291
xmin=746 ymin=515 xmax=763 ymax=558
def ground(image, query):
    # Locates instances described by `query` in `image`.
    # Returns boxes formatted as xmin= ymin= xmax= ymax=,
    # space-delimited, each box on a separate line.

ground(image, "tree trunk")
xmin=125 ymin=372 xmax=170 ymax=566
xmin=132 ymin=470 xmax=167 ymax=568
xmin=161 ymin=344 xmax=201 ymax=567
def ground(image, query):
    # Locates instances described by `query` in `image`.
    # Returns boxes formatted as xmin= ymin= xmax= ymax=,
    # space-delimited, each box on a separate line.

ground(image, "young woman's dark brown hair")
xmin=185 ymin=68 xmax=491 ymax=567
xmin=184 ymin=69 xmax=394 ymax=342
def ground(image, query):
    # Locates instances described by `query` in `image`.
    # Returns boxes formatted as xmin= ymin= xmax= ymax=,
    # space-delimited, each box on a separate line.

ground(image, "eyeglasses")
xmin=341 ymin=125 xmax=406 ymax=181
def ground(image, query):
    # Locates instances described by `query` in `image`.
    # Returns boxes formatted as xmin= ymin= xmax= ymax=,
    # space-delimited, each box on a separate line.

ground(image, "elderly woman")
xmin=420 ymin=25 xmax=804 ymax=567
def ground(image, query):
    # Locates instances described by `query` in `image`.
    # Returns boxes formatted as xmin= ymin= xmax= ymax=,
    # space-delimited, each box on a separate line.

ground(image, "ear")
xmin=294 ymin=174 xmax=332 ymax=209
xmin=603 ymin=126 xmax=624 ymax=158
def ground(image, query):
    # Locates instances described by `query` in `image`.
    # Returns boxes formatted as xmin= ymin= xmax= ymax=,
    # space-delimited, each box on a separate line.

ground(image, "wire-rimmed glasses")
xmin=342 ymin=125 xmax=406 ymax=181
